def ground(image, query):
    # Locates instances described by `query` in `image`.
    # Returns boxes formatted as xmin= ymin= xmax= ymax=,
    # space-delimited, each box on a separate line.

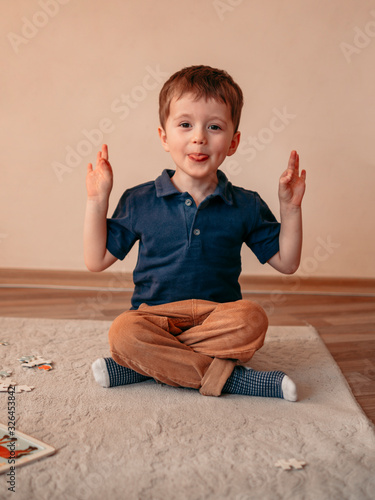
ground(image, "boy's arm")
xmin=267 ymin=150 xmax=306 ymax=274
xmin=84 ymin=144 xmax=118 ymax=272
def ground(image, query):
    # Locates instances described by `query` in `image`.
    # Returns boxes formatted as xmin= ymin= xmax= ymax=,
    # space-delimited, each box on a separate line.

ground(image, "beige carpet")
xmin=0 ymin=317 xmax=374 ymax=500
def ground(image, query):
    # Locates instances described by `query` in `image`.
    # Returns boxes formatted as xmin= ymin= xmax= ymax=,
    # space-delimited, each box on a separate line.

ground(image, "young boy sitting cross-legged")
xmin=85 ymin=65 xmax=306 ymax=400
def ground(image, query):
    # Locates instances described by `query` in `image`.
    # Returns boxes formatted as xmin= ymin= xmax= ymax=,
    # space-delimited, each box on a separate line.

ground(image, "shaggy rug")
xmin=0 ymin=317 xmax=374 ymax=500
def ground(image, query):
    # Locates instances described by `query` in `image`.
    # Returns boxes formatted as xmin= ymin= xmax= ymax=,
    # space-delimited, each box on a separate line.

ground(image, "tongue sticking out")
xmin=189 ymin=154 xmax=209 ymax=162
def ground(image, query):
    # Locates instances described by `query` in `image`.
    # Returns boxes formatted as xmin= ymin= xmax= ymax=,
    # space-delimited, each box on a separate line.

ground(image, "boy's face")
xmin=158 ymin=93 xmax=240 ymax=185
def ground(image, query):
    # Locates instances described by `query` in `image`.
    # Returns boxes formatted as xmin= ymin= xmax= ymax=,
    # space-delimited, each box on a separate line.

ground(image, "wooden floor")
xmin=1 ymin=268 xmax=375 ymax=425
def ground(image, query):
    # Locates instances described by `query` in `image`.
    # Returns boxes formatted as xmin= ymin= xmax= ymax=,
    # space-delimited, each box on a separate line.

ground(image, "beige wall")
xmin=1 ymin=0 xmax=374 ymax=278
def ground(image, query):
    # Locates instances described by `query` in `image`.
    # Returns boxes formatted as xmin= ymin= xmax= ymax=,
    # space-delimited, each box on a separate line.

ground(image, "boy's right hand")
xmin=86 ymin=144 xmax=113 ymax=201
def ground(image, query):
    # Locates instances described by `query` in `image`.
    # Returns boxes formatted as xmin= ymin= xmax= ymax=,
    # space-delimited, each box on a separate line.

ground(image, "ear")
xmin=158 ymin=127 xmax=170 ymax=152
xmin=227 ymin=131 xmax=241 ymax=157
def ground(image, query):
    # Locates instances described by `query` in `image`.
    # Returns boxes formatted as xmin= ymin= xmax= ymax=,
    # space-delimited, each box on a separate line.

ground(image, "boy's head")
xmin=159 ymin=65 xmax=243 ymax=134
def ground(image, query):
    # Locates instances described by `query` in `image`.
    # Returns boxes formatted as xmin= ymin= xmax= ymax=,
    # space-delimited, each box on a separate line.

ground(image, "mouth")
xmin=188 ymin=153 xmax=209 ymax=162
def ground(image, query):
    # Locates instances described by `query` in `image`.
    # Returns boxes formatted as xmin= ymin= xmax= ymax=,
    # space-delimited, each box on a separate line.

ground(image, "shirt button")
xmin=185 ymin=199 xmax=193 ymax=206
xmin=193 ymin=229 xmax=200 ymax=236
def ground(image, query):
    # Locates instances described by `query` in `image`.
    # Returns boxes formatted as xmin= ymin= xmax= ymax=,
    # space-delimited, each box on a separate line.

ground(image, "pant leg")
xmin=108 ymin=299 xmax=267 ymax=397
xmin=176 ymin=299 xmax=268 ymax=395
xmin=108 ymin=300 xmax=222 ymax=393
xmin=178 ymin=299 xmax=268 ymax=362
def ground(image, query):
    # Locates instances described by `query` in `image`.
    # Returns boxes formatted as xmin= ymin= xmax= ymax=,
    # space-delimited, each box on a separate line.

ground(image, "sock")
xmin=92 ymin=357 xmax=151 ymax=388
xmin=222 ymin=366 xmax=297 ymax=401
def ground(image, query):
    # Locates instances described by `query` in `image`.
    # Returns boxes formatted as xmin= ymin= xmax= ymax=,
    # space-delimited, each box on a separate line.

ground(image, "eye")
xmin=208 ymin=124 xmax=221 ymax=131
xmin=179 ymin=122 xmax=191 ymax=128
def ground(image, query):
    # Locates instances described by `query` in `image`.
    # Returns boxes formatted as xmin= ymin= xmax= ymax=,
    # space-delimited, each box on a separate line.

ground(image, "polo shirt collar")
xmin=155 ymin=169 xmax=233 ymax=205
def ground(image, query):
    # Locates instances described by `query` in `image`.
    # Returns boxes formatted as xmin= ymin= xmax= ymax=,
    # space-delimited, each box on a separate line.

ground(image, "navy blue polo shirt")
xmin=106 ymin=169 xmax=280 ymax=309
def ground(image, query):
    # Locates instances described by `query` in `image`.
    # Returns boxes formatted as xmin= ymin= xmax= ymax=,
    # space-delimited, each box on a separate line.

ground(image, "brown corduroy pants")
xmin=108 ymin=298 xmax=268 ymax=397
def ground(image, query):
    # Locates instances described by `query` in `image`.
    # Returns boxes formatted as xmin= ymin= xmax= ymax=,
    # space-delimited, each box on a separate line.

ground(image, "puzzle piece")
xmin=275 ymin=459 xmax=307 ymax=471
xmin=15 ymin=385 xmax=35 ymax=393
xmin=0 ymin=370 xmax=12 ymax=378
xmin=18 ymin=355 xmax=36 ymax=363
xmin=0 ymin=378 xmax=18 ymax=392
xmin=38 ymin=364 xmax=53 ymax=371
xmin=19 ymin=355 xmax=52 ymax=368
xmin=0 ymin=341 xmax=9 ymax=346
xmin=0 ymin=378 xmax=35 ymax=393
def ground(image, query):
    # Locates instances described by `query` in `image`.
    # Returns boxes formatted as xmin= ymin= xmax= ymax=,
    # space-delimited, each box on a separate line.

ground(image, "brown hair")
xmin=159 ymin=65 xmax=243 ymax=133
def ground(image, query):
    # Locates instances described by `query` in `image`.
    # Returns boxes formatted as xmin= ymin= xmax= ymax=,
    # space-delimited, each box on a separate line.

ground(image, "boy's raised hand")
xmin=278 ymin=150 xmax=306 ymax=207
xmin=86 ymin=144 xmax=113 ymax=201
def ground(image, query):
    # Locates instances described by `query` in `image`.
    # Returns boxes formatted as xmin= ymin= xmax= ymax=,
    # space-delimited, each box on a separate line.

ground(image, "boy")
xmin=85 ymin=65 xmax=306 ymax=400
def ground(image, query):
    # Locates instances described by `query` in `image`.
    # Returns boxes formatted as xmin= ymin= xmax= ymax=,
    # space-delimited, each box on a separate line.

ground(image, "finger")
xmin=96 ymin=150 xmax=102 ymax=167
xmin=102 ymin=144 xmax=108 ymax=161
xmin=287 ymin=150 xmax=297 ymax=172
xmin=301 ymin=169 xmax=306 ymax=181
xmin=279 ymin=170 xmax=292 ymax=185
xmin=87 ymin=163 xmax=93 ymax=174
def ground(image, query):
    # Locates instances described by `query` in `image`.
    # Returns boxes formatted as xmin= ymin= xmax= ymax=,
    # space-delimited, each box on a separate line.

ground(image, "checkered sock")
xmin=92 ymin=357 xmax=151 ymax=388
xmin=222 ymin=366 xmax=297 ymax=401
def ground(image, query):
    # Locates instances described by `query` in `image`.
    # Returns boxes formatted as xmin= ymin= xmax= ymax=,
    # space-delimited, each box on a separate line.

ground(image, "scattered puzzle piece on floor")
xmin=38 ymin=364 xmax=53 ymax=371
xmin=0 ymin=378 xmax=18 ymax=392
xmin=18 ymin=355 xmax=36 ymax=363
xmin=0 ymin=341 xmax=9 ymax=346
xmin=0 ymin=354 xmax=53 ymax=393
xmin=0 ymin=377 xmax=35 ymax=393
xmin=15 ymin=385 xmax=35 ymax=393
xmin=275 ymin=459 xmax=307 ymax=471
xmin=19 ymin=355 xmax=53 ymax=369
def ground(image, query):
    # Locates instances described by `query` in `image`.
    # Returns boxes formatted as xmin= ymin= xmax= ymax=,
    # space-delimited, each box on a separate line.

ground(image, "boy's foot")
xmin=222 ymin=366 xmax=298 ymax=401
xmin=281 ymin=375 xmax=298 ymax=402
xmin=92 ymin=357 xmax=151 ymax=388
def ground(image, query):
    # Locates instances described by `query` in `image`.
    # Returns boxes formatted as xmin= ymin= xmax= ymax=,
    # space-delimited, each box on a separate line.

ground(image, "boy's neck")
xmin=171 ymin=171 xmax=218 ymax=206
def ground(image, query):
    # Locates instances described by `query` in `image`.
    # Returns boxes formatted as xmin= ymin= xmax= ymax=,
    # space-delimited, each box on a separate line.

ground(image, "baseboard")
xmin=1 ymin=268 xmax=375 ymax=294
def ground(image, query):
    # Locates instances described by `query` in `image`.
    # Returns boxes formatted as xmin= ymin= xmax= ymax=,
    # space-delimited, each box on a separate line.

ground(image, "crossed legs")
xmin=92 ymin=299 xmax=297 ymax=400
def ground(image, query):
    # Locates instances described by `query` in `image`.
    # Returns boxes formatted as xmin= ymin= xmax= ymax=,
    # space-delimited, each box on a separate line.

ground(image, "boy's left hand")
xmin=278 ymin=150 xmax=306 ymax=207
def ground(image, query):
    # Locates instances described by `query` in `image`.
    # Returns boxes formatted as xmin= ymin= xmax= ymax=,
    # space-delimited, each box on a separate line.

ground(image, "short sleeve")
xmin=106 ymin=190 xmax=139 ymax=260
xmin=245 ymin=194 xmax=280 ymax=264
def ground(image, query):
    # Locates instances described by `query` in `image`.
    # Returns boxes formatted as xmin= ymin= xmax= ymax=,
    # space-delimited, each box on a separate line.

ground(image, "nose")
xmin=191 ymin=127 xmax=207 ymax=144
